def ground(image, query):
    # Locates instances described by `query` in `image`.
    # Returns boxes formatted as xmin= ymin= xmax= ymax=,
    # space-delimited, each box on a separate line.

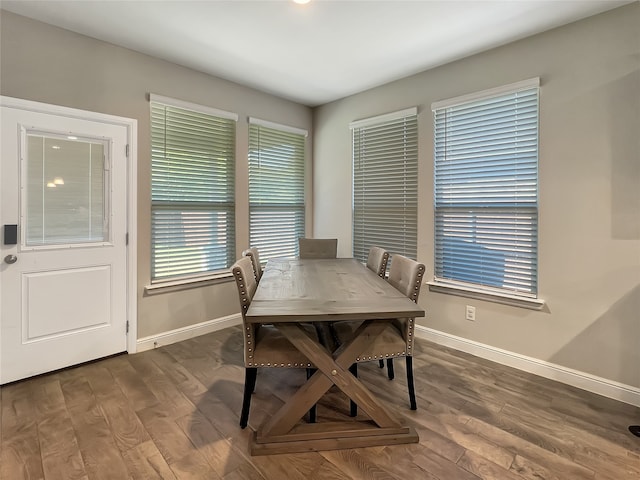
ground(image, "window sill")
xmin=145 ymin=271 xmax=234 ymax=296
xmin=427 ymin=281 xmax=545 ymax=311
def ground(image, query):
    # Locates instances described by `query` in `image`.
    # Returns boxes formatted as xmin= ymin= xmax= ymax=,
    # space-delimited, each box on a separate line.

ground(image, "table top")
xmin=245 ymin=258 xmax=425 ymax=324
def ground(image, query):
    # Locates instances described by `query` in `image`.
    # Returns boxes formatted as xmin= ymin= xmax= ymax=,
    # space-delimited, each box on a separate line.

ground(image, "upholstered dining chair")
xmin=232 ymin=256 xmax=319 ymax=428
xmin=365 ymin=246 xmax=391 ymax=369
xmin=298 ymin=238 xmax=338 ymax=259
xmin=242 ymin=246 xmax=262 ymax=282
xmin=366 ymin=246 xmax=389 ymax=278
xmin=333 ymin=254 xmax=425 ymax=413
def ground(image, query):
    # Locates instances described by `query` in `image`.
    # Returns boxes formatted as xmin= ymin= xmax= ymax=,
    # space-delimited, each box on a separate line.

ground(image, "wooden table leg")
xmin=250 ymin=320 xmax=418 ymax=455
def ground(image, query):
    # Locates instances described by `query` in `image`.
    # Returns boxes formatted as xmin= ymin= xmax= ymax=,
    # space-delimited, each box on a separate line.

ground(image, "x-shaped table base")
xmin=250 ymin=319 xmax=418 ymax=455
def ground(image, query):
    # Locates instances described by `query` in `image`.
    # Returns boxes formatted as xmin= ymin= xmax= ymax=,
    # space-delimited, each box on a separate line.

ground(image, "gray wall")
xmin=0 ymin=10 xmax=313 ymax=338
xmin=313 ymin=3 xmax=640 ymax=388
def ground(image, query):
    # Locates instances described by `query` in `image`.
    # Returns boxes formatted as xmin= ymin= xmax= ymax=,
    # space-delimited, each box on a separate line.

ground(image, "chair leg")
xmin=378 ymin=359 xmax=384 ymax=368
xmin=240 ymin=368 xmax=257 ymax=428
xmin=349 ymin=363 xmax=358 ymax=417
xmin=307 ymin=368 xmax=317 ymax=423
xmin=386 ymin=358 xmax=395 ymax=380
xmin=406 ymin=357 xmax=417 ymax=410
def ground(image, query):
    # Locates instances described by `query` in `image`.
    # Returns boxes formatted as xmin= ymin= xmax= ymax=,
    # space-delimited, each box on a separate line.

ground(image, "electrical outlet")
xmin=465 ymin=305 xmax=476 ymax=321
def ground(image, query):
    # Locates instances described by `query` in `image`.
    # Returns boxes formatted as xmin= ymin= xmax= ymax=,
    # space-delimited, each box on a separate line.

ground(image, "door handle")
xmin=4 ymin=254 xmax=17 ymax=264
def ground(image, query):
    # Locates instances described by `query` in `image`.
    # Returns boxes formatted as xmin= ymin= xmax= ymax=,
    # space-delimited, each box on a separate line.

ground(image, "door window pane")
xmin=26 ymin=133 xmax=108 ymax=246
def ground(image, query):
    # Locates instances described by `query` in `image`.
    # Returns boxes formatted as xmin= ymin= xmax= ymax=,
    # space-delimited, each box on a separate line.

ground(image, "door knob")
xmin=4 ymin=254 xmax=17 ymax=264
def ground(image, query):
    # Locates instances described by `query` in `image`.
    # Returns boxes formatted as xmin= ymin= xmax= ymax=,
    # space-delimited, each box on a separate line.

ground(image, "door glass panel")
xmin=25 ymin=132 xmax=109 ymax=246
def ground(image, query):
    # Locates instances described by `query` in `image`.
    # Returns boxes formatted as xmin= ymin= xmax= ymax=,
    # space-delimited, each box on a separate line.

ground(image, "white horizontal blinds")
xmin=151 ymin=100 xmax=236 ymax=280
xmin=248 ymin=121 xmax=305 ymax=261
xmin=433 ymin=83 xmax=539 ymax=296
xmin=352 ymin=110 xmax=418 ymax=263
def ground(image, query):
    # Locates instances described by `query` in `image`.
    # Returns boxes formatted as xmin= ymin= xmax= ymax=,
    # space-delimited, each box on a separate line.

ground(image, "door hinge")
xmin=126 ymin=320 xmax=129 ymax=334
xmin=126 ymin=232 xmax=129 ymax=245
xmin=125 ymin=144 xmax=129 ymax=157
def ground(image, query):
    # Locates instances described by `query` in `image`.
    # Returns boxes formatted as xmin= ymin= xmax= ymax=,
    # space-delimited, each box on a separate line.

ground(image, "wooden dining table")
xmin=245 ymin=257 xmax=425 ymax=455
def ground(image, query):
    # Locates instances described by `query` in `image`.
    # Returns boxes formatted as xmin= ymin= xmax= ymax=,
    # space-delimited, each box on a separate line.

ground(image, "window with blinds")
xmin=432 ymin=79 xmax=539 ymax=297
xmin=150 ymin=95 xmax=237 ymax=281
xmin=248 ymin=119 xmax=306 ymax=262
xmin=351 ymin=108 xmax=418 ymax=263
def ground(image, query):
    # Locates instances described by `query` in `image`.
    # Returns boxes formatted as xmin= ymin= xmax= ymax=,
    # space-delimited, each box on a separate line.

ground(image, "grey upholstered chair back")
xmin=232 ymin=257 xmax=258 ymax=320
xmin=366 ymin=247 xmax=389 ymax=278
xmin=388 ymin=254 xmax=425 ymax=304
xmin=387 ymin=254 xmax=425 ymax=360
xmin=232 ymin=257 xmax=258 ymax=367
xmin=298 ymin=238 xmax=338 ymax=259
xmin=242 ymin=247 xmax=262 ymax=282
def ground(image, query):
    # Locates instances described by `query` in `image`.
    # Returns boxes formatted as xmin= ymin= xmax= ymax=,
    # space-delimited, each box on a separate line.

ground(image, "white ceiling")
xmin=1 ymin=0 xmax=633 ymax=106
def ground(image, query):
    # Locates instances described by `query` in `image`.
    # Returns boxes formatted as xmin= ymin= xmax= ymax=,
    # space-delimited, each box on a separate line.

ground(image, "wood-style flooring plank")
xmin=221 ymin=462 xmax=267 ymax=480
xmin=351 ymin=444 xmax=444 ymax=480
xmin=1 ymin=431 xmax=45 ymax=480
xmin=174 ymin=409 xmax=250 ymax=478
xmin=464 ymin=417 xmax=597 ymax=479
xmin=146 ymin=349 xmax=209 ymax=399
xmin=457 ymin=448 xmax=526 ymax=480
xmin=121 ymin=440 xmax=176 ymax=480
xmin=1 ymin=382 xmax=45 ymax=480
xmin=318 ymin=449 xmax=402 ymax=480
xmin=107 ymin=361 xmax=160 ymax=412
xmin=37 ymin=411 xmax=88 ymax=480
xmin=138 ymin=415 xmax=200 ymax=466
xmin=167 ymin=450 xmax=222 ymax=480
xmin=66 ymin=404 xmax=131 ymax=480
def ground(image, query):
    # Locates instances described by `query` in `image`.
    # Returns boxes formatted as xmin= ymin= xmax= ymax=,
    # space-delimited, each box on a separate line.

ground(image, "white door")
xmin=1 ymin=104 xmax=129 ymax=384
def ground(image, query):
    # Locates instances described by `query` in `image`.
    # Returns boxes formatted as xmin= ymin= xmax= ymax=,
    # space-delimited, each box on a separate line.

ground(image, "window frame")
xmin=148 ymin=94 xmax=238 ymax=285
xmin=248 ymin=117 xmax=307 ymax=263
xmin=429 ymin=78 xmax=545 ymax=309
xmin=350 ymin=107 xmax=419 ymax=264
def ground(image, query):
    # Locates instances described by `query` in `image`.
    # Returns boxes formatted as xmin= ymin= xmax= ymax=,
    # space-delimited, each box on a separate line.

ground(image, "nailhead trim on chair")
xmin=355 ymin=350 xmax=409 ymax=362
xmin=248 ymin=362 xmax=313 ymax=367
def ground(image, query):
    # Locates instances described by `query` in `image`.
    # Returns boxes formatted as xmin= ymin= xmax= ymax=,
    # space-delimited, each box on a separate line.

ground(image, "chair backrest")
xmin=242 ymin=247 xmax=262 ymax=282
xmin=232 ymin=257 xmax=258 ymax=320
xmin=388 ymin=254 xmax=425 ymax=357
xmin=298 ymin=238 xmax=338 ymax=259
xmin=388 ymin=254 xmax=425 ymax=303
xmin=232 ymin=257 xmax=260 ymax=367
xmin=366 ymin=247 xmax=389 ymax=278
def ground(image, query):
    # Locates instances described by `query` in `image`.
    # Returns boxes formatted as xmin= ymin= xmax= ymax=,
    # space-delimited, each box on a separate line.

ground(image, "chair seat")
xmin=331 ymin=319 xmax=410 ymax=362
xmin=251 ymin=323 xmax=319 ymax=367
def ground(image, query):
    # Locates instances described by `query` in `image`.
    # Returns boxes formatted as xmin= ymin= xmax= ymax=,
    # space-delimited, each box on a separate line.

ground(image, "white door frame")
xmin=0 ymin=95 xmax=138 ymax=358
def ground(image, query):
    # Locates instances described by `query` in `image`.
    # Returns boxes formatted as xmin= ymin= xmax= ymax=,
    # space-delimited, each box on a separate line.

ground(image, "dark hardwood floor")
xmin=1 ymin=326 xmax=639 ymax=479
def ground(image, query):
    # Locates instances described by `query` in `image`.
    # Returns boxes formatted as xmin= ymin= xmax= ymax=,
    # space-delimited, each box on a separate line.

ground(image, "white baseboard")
xmin=415 ymin=325 xmax=640 ymax=408
xmin=136 ymin=313 xmax=242 ymax=352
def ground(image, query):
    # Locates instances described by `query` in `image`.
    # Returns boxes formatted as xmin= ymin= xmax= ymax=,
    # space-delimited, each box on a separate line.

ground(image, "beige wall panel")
xmin=0 ymin=11 xmax=313 ymax=338
xmin=313 ymin=4 xmax=640 ymax=387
